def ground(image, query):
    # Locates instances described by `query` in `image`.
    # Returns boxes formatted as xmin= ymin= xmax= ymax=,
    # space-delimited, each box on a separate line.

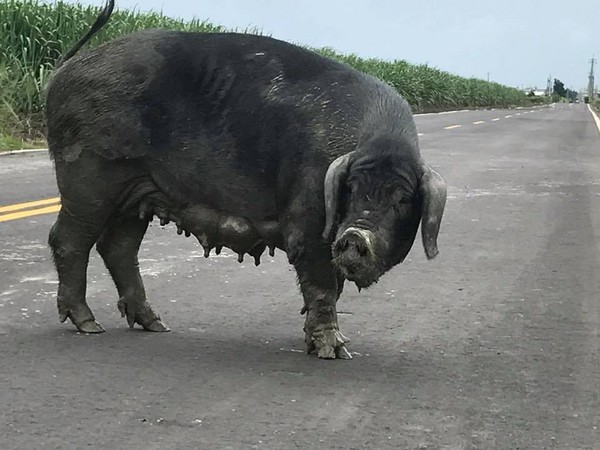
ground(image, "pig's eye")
xmin=384 ymin=185 xmax=398 ymax=198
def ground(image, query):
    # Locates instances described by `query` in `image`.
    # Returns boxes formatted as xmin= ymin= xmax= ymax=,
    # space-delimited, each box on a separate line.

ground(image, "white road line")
xmin=0 ymin=148 xmax=48 ymax=156
xmin=491 ymin=118 xmax=500 ymax=121
xmin=505 ymin=115 xmax=512 ymax=118
xmin=437 ymin=110 xmax=470 ymax=115
xmin=444 ymin=125 xmax=462 ymax=130
xmin=587 ymin=104 xmax=600 ymax=136
xmin=415 ymin=108 xmax=507 ymax=117
xmin=414 ymin=109 xmax=471 ymax=116
xmin=516 ymin=113 xmax=521 ymax=116
xmin=473 ymin=121 xmax=485 ymax=125
xmin=418 ymin=133 xmax=424 ymax=136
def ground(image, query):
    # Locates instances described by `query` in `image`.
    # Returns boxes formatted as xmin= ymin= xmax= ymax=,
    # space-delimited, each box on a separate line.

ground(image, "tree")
xmin=553 ymin=79 xmax=566 ymax=97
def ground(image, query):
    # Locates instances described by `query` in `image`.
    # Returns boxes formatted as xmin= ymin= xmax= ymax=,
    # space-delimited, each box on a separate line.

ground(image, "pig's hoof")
xmin=306 ymin=326 xmax=353 ymax=360
xmin=118 ymin=297 xmax=170 ymax=332
xmin=77 ymin=319 xmax=105 ymax=334
xmin=338 ymin=331 xmax=351 ymax=344
xmin=58 ymin=304 xmax=104 ymax=333
xmin=142 ymin=319 xmax=171 ymax=332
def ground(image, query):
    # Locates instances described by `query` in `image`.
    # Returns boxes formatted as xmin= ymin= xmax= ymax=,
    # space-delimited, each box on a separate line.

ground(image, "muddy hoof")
xmin=77 ymin=319 xmax=105 ymax=334
xmin=142 ymin=319 xmax=171 ymax=332
xmin=338 ymin=331 xmax=351 ymax=344
xmin=306 ymin=326 xmax=353 ymax=360
xmin=117 ymin=298 xmax=168 ymax=331
xmin=58 ymin=303 xmax=102 ymax=333
xmin=335 ymin=345 xmax=353 ymax=360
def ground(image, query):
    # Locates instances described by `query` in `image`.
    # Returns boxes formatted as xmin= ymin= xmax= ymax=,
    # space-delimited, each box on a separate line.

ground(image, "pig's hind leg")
xmin=96 ymin=216 xmax=170 ymax=332
xmin=48 ymin=204 xmax=109 ymax=333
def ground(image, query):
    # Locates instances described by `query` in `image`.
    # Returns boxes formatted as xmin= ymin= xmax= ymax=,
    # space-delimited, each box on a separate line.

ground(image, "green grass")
xmin=319 ymin=48 xmax=528 ymax=111
xmin=1 ymin=0 xmax=529 ymax=149
xmin=0 ymin=0 xmax=229 ymax=144
xmin=0 ymin=134 xmax=46 ymax=151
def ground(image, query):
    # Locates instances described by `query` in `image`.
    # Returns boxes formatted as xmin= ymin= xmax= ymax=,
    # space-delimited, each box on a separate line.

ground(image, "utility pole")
xmin=588 ymin=56 xmax=596 ymax=101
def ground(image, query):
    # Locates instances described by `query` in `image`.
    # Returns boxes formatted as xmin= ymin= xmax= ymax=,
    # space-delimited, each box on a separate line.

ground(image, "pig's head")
xmin=322 ymin=134 xmax=447 ymax=289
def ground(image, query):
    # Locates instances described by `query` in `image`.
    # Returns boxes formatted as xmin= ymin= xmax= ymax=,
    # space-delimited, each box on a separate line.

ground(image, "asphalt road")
xmin=1 ymin=103 xmax=599 ymax=449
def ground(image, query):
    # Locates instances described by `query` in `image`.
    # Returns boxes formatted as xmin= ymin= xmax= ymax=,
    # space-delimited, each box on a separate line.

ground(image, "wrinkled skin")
xmin=44 ymin=0 xmax=446 ymax=359
xmin=331 ymin=138 xmax=423 ymax=288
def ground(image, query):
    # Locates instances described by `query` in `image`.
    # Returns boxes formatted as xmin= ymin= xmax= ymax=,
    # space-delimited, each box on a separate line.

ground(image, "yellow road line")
xmin=473 ymin=121 xmax=485 ymax=125
xmin=0 ymin=197 xmax=60 ymax=214
xmin=0 ymin=204 xmax=61 ymax=223
xmin=587 ymin=104 xmax=600 ymax=136
xmin=444 ymin=125 xmax=462 ymax=130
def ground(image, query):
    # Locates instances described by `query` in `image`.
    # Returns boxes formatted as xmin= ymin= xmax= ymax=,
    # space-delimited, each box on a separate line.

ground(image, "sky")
xmin=72 ymin=0 xmax=599 ymax=91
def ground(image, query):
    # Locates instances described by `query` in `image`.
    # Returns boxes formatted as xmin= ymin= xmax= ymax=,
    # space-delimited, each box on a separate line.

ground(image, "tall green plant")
xmin=1 ymin=0 xmax=527 ymax=141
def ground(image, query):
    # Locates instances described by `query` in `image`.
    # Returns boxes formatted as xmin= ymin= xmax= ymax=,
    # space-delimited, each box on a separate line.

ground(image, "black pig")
xmin=45 ymin=0 xmax=447 ymax=359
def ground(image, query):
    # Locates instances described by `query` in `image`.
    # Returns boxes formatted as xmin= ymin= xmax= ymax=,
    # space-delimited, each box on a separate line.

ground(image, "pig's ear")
xmin=322 ymin=152 xmax=355 ymax=241
xmin=418 ymin=165 xmax=447 ymax=259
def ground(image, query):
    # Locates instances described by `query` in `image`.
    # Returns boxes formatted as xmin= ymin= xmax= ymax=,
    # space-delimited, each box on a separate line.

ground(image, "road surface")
xmin=1 ymin=103 xmax=599 ymax=449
